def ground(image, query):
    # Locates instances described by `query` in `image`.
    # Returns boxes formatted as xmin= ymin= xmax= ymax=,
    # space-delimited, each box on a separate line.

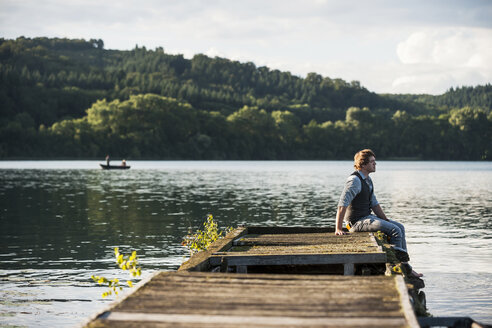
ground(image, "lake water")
xmin=0 ymin=161 xmax=491 ymax=327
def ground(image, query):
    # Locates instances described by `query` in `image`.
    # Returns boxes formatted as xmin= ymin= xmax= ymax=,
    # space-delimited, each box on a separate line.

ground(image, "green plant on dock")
xmin=391 ymin=263 xmax=403 ymax=274
xmin=373 ymin=231 xmax=399 ymax=265
xmin=373 ymin=231 xmax=389 ymax=244
xmin=182 ymin=214 xmax=233 ymax=255
xmin=91 ymin=247 xmax=142 ymax=298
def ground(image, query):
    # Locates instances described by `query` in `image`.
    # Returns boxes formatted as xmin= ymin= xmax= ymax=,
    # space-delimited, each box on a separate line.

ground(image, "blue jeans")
xmin=349 ymin=215 xmax=407 ymax=252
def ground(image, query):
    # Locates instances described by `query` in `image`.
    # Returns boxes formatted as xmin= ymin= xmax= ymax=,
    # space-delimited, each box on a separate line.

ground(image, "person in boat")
xmin=121 ymin=159 xmax=126 ymax=167
xmin=335 ymin=149 xmax=422 ymax=278
xmin=106 ymin=155 xmax=110 ymax=166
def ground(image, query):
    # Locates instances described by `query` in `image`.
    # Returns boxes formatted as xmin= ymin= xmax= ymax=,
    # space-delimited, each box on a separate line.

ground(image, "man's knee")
xmin=396 ymin=221 xmax=405 ymax=233
xmin=389 ymin=224 xmax=402 ymax=237
xmin=390 ymin=220 xmax=405 ymax=233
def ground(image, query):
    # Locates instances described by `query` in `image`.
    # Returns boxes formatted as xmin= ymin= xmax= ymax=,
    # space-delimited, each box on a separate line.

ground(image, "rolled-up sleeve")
xmin=337 ymin=175 xmax=361 ymax=207
xmin=366 ymin=177 xmax=379 ymax=207
xmin=370 ymin=193 xmax=379 ymax=207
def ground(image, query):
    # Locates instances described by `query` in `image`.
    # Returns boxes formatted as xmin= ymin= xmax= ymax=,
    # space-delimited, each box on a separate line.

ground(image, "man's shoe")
xmin=402 ymin=263 xmax=423 ymax=278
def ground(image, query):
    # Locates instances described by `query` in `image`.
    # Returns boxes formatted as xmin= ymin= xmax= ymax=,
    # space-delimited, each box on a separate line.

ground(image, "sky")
xmin=1 ymin=0 xmax=491 ymax=95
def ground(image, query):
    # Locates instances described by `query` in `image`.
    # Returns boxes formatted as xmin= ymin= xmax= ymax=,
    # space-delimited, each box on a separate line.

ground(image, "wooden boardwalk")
xmin=84 ymin=271 xmax=419 ymax=328
xmin=83 ymin=227 xmax=420 ymax=328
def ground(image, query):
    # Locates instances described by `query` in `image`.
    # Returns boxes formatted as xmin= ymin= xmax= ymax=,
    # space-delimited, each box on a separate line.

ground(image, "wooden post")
xmin=220 ymin=257 xmax=228 ymax=273
xmin=344 ymin=263 xmax=355 ymax=275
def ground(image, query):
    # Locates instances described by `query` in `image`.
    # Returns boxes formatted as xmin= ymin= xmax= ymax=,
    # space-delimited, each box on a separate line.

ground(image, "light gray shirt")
xmin=337 ymin=171 xmax=379 ymax=208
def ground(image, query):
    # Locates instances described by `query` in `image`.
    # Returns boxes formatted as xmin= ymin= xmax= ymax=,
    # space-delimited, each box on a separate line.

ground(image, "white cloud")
xmin=397 ymin=32 xmax=434 ymax=64
xmin=398 ymin=28 xmax=492 ymax=66
xmin=392 ymin=27 xmax=492 ymax=93
xmin=204 ymin=47 xmax=224 ymax=58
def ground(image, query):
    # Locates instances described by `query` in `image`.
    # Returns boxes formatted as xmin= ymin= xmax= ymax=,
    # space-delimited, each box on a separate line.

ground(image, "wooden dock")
xmin=83 ymin=226 xmax=421 ymax=328
xmin=85 ymin=271 xmax=419 ymax=328
xmin=182 ymin=226 xmax=387 ymax=275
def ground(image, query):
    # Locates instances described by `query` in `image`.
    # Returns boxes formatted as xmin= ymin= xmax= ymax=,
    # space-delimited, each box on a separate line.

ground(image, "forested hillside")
xmin=388 ymin=85 xmax=492 ymax=110
xmin=1 ymin=37 xmax=491 ymax=160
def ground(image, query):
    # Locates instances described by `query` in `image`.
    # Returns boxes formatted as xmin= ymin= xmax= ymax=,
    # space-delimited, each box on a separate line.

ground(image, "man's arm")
xmin=372 ymin=204 xmax=389 ymax=221
xmin=335 ymin=176 xmax=361 ymax=236
xmin=335 ymin=206 xmax=347 ymax=235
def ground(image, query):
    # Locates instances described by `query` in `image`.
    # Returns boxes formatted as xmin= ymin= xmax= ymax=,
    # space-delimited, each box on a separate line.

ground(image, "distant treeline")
xmin=1 ymin=37 xmax=491 ymax=160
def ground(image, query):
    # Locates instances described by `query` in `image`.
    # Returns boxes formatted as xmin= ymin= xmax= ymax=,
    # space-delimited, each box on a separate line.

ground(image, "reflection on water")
xmin=0 ymin=161 xmax=491 ymax=327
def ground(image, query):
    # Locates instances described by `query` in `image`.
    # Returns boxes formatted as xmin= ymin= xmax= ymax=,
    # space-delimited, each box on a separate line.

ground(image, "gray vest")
xmin=345 ymin=171 xmax=373 ymax=223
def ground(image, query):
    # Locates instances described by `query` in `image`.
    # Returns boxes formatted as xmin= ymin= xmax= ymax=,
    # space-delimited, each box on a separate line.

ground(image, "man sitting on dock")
xmin=335 ymin=149 xmax=422 ymax=278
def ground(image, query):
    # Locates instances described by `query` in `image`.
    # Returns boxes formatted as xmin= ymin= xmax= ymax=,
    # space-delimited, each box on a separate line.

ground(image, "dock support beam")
xmin=344 ymin=263 xmax=354 ymax=275
xmin=220 ymin=257 xmax=228 ymax=272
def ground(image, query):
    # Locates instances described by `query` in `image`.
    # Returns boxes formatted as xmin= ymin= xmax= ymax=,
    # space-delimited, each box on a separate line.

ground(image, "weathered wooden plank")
xmin=234 ymin=232 xmax=374 ymax=247
xmin=247 ymin=226 xmax=335 ymax=234
xmin=98 ymin=312 xmax=408 ymax=327
xmin=112 ymin=273 xmax=403 ymax=317
xmin=227 ymin=244 xmax=381 ymax=254
xmin=395 ymin=274 xmax=421 ymax=328
xmin=123 ymin=271 xmax=397 ymax=295
xmin=134 ymin=281 xmax=398 ymax=298
xmin=144 ymin=272 xmax=397 ymax=291
xmin=209 ymin=252 xmax=386 ymax=267
xmin=87 ymin=320 xmax=406 ymax=328
xmin=85 ymin=272 xmax=418 ymax=328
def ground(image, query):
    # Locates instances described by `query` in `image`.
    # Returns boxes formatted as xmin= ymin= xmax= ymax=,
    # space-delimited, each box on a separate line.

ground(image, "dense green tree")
xmin=447 ymin=107 xmax=491 ymax=159
xmin=0 ymin=37 xmax=491 ymax=160
xmin=226 ymin=106 xmax=278 ymax=159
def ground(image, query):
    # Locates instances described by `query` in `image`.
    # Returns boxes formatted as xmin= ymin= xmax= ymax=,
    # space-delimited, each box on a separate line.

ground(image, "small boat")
xmin=99 ymin=164 xmax=131 ymax=170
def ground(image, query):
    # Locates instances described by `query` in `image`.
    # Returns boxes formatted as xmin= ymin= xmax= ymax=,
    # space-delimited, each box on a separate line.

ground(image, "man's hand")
xmin=335 ymin=228 xmax=346 ymax=235
xmin=335 ymin=206 xmax=348 ymax=236
xmin=372 ymin=204 xmax=389 ymax=221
